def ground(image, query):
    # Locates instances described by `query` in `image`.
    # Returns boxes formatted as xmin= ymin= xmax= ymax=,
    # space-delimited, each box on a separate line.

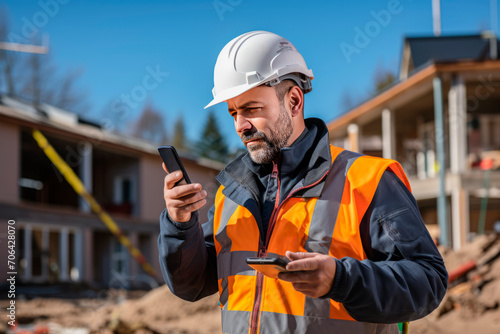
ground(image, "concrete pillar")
xmin=83 ymin=229 xmax=94 ymax=283
xmin=59 ymin=228 xmax=69 ymax=281
xmin=343 ymin=137 xmax=350 ymax=150
xmin=41 ymin=228 xmax=49 ymax=281
xmin=150 ymin=234 xmax=162 ymax=282
xmin=427 ymin=150 xmax=436 ymax=178
xmin=0 ymin=123 xmax=20 ymax=204
xmin=448 ymin=75 xmax=467 ymax=173
xmin=24 ymin=225 xmax=32 ymax=281
xmin=79 ymin=142 xmax=93 ymax=213
xmin=451 ymin=188 xmax=469 ymax=251
xmin=433 ymin=76 xmax=449 ymax=247
xmin=382 ymin=108 xmax=396 ymax=159
xmin=347 ymin=123 xmax=360 ymax=153
xmin=480 ymin=115 xmax=490 ymax=149
xmin=494 ymin=117 xmax=500 ymax=148
xmin=73 ymin=229 xmax=83 ymax=282
xmin=128 ymin=232 xmax=139 ymax=278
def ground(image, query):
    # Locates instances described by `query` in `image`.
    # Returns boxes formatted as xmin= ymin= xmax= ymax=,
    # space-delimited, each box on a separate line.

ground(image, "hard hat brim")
xmin=204 ymin=81 xmax=263 ymax=109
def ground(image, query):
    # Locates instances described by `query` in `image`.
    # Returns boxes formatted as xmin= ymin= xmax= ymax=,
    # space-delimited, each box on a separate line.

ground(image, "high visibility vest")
xmin=213 ymin=146 xmax=411 ymax=334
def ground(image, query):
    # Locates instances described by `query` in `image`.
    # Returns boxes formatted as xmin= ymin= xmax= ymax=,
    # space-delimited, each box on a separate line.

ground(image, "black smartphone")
xmin=158 ymin=145 xmax=191 ymax=186
xmin=246 ymin=256 xmax=290 ymax=279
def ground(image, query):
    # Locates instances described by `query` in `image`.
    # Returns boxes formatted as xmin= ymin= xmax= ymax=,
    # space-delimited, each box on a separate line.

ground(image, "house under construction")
xmin=0 ymin=96 xmax=223 ymax=289
xmin=328 ymin=33 xmax=500 ymax=250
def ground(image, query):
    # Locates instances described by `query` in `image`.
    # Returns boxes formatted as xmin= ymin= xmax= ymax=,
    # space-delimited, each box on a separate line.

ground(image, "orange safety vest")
xmin=213 ymin=146 xmax=411 ymax=334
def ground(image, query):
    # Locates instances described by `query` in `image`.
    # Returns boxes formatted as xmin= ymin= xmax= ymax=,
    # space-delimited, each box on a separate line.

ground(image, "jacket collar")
xmin=216 ymin=118 xmax=332 ymax=206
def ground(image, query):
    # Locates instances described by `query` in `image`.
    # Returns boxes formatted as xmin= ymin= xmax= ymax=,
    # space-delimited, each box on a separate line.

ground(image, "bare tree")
xmin=131 ymin=102 xmax=168 ymax=144
xmin=373 ymin=61 xmax=396 ymax=93
xmin=338 ymin=60 xmax=397 ymax=114
xmin=20 ymin=45 xmax=56 ymax=106
xmin=172 ymin=113 xmax=189 ymax=152
xmin=0 ymin=7 xmax=88 ymax=114
xmin=52 ymin=68 xmax=88 ymax=113
xmin=99 ymin=99 xmax=129 ymax=134
xmin=0 ymin=7 xmax=20 ymax=96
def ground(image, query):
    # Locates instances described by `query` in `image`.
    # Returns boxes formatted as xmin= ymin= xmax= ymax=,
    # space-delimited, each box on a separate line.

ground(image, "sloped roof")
xmin=0 ymin=94 xmax=225 ymax=170
xmin=400 ymin=33 xmax=499 ymax=79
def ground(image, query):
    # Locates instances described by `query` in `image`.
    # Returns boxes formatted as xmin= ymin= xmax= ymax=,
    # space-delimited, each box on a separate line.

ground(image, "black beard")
xmin=242 ymin=104 xmax=293 ymax=164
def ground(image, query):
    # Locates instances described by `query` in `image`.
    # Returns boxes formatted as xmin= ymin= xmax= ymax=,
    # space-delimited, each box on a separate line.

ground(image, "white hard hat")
xmin=205 ymin=31 xmax=314 ymax=109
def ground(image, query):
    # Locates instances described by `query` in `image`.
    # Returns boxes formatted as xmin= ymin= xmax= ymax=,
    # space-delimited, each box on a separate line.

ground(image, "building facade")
xmin=328 ymin=34 xmax=500 ymax=250
xmin=0 ymin=96 xmax=223 ymax=289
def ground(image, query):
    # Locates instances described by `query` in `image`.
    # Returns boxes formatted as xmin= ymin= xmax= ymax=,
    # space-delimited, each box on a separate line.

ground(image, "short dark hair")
xmin=273 ymin=79 xmax=297 ymax=104
xmin=274 ymin=79 xmax=305 ymax=112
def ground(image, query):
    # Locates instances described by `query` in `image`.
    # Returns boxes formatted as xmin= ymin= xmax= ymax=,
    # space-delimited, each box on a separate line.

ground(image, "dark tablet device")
xmin=246 ymin=256 xmax=290 ymax=278
xmin=158 ymin=145 xmax=191 ymax=186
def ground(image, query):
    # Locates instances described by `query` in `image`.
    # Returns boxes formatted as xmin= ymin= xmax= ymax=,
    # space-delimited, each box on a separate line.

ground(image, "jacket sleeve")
xmin=326 ymin=171 xmax=448 ymax=323
xmin=157 ymin=205 xmax=218 ymax=302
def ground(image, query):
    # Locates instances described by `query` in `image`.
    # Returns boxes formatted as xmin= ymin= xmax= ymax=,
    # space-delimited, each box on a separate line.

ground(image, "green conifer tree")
xmin=172 ymin=114 xmax=188 ymax=152
xmin=198 ymin=109 xmax=228 ymax=162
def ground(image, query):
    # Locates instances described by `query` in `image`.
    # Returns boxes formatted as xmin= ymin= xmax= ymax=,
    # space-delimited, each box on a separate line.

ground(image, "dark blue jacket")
xmin=158 ymin=118 xmax=448 ymax=323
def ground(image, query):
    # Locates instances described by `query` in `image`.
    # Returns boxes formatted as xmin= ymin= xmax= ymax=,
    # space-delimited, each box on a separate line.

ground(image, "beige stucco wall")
xmin=139 ymin=155 xmax=168 ymax=222
xmin=0 ymin=122 xmax=19 ymax=204
xmin=182 ymin=160 xmax=221 ymax=222
xmin=138 ymin=155 xmax=220 ymax=283
xmin=138 ymin=153 xmax=221 ymax=223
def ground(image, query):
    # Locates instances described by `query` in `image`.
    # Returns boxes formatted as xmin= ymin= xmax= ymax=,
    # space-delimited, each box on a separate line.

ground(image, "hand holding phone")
xmin=159 ymin=145 xmax=206 ymax=223
xmin=158 ymin=145 xmax=191 ymax=186
xmin=246 ymin=256 xmax=290 ymax=279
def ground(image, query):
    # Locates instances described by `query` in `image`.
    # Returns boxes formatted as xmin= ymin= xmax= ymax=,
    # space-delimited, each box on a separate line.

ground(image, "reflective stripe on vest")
xmin=214 ymin=146 xmax=410 ymax=334
xmin=222 ymin=310 xmax=399 ymax=334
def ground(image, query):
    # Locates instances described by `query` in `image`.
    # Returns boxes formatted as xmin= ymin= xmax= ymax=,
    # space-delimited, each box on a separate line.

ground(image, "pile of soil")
xmin=93 ymin=285 xmax=221 ymax=334
xmin=1 ymin=287 xmax=221 ymax=334
xmin=3 ymin=234 xmax=500 ymax=333
xmin=410 ymin=234 xmax=500 ymax=333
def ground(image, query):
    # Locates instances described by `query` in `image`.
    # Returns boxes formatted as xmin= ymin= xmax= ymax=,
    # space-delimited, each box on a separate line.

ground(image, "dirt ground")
xmin=409 ymin=234 xmax=500 ymax=334
xmin=1 ymin=287 xmax=221 ymax=334
xmin=2 ymin=234 xmax=500 ymax=334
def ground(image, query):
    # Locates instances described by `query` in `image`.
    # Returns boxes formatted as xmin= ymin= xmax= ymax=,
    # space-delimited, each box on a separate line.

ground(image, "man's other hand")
xmin=163 ymin=163 xmax=207 ymax=222
xmin=278 ymin=251 xmax=336 ymax=298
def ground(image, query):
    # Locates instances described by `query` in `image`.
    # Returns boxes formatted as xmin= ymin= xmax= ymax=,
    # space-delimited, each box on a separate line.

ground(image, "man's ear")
xmin=288 ymin=86 xmax=304 ymax=117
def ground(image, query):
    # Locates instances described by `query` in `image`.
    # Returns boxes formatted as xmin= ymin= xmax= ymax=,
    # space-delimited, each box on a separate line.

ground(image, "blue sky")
xmin=2 ymin=0 xmax=496 ymax=149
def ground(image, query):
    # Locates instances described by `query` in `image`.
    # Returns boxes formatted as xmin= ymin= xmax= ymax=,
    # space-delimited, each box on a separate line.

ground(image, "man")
xmin=158 ymin=31 xmax=447 ymax=334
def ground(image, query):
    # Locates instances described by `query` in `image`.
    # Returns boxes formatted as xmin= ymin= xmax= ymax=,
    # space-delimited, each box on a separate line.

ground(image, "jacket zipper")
xmin=249 ymin=162 xmax=330 ymax=334
xmin=250 ymin=248 xmax=265 ymax=333
xmin=265 ymin=162 xmax=281 ymax=247
xmin=251 ymin=164 xmax=330 ymax=333
xmin=250 ymin=162 xmax=280 ymax=334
